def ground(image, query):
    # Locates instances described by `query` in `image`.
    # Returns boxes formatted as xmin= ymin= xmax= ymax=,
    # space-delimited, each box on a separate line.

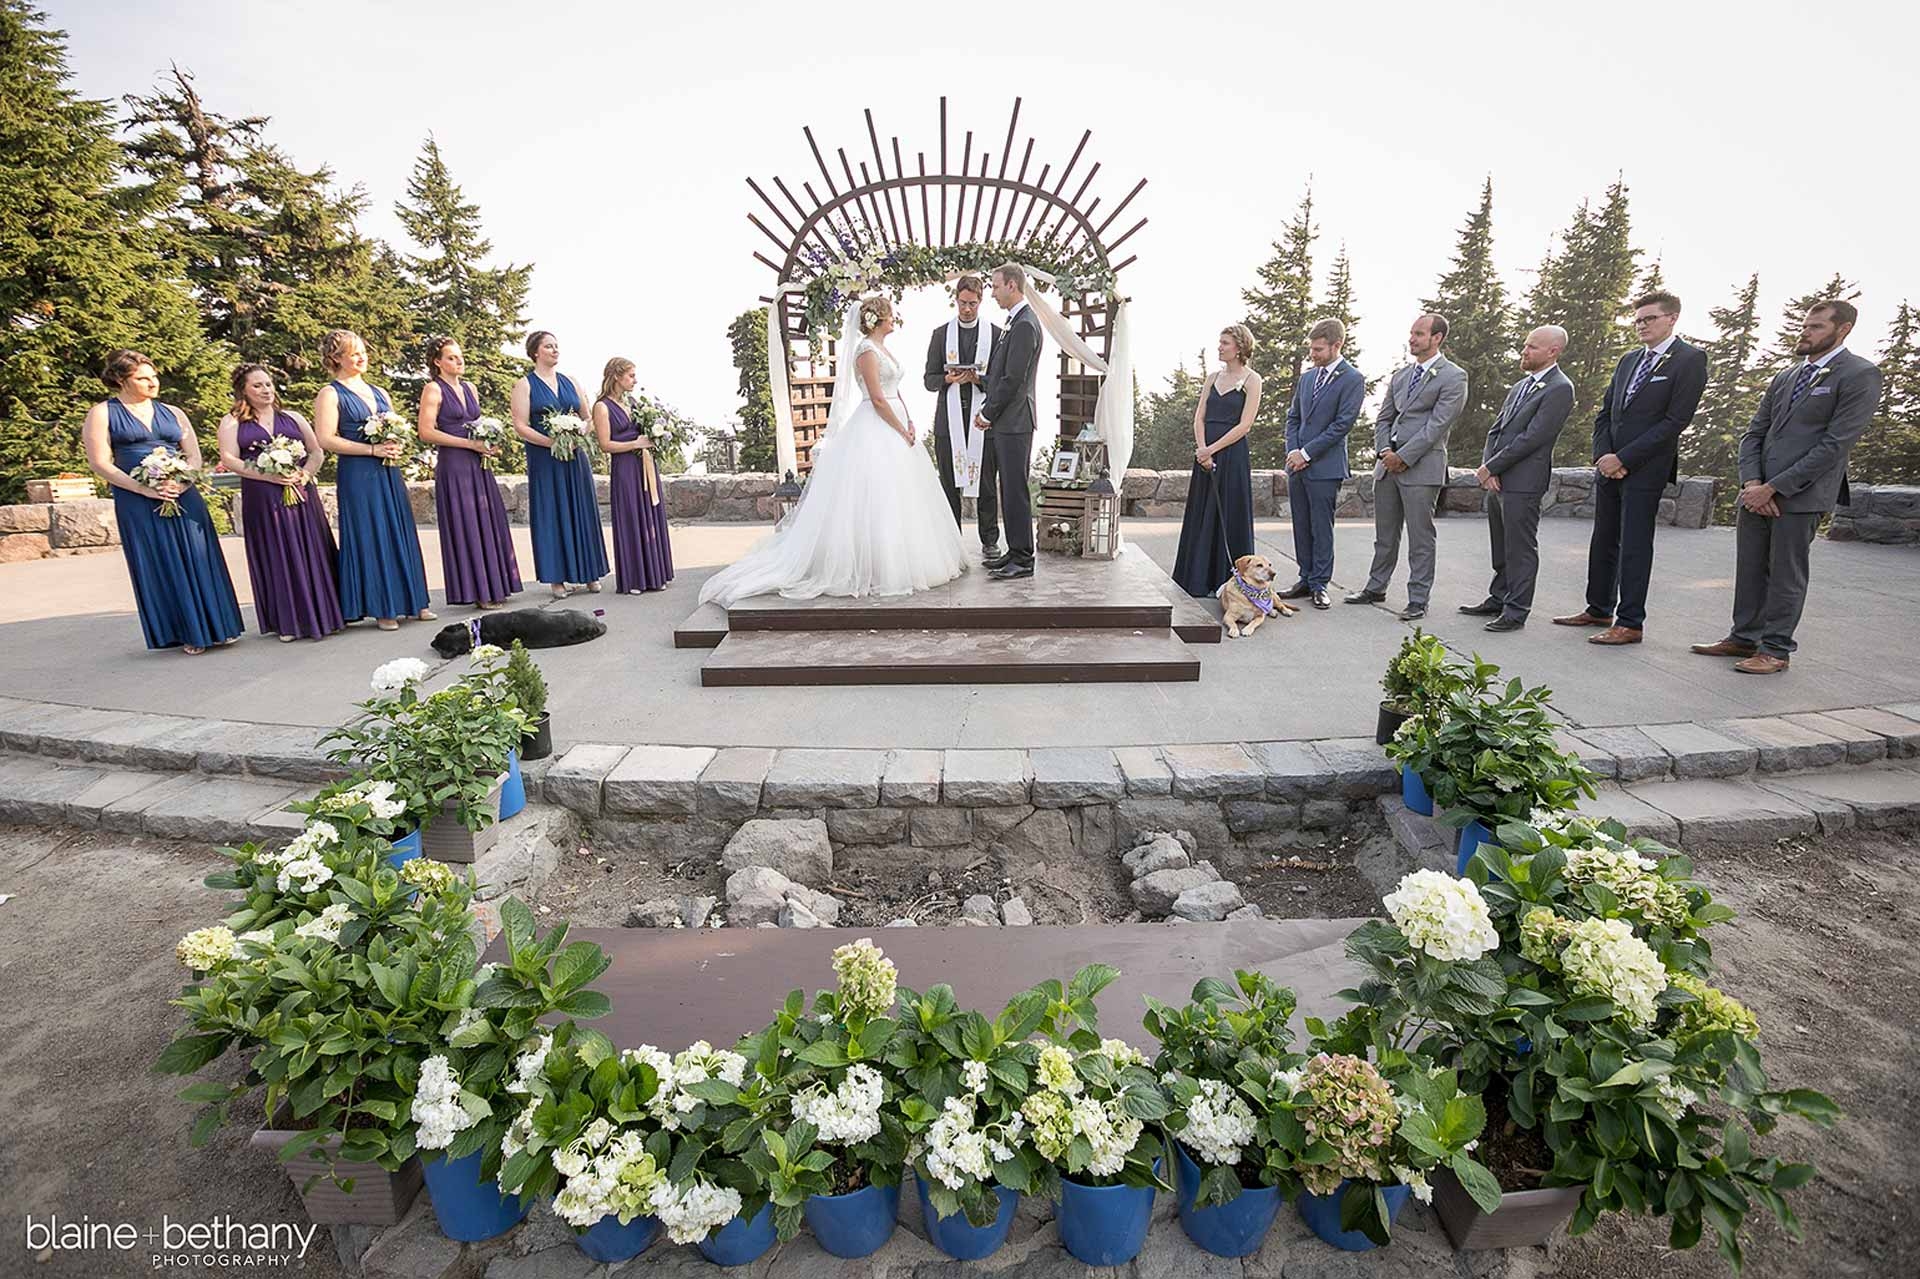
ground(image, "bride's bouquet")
xmin=469 ymin=416 xmax=509 ymax=471
xmin=131 ymin=447 xmax=200 ymax=517
xmin=363 ymin=411 xmax=414 ymax=467
xmin=251 ymin=435 xmax=310 ymax=505
xmin=543 ymin=412 xmax=592 ymax=463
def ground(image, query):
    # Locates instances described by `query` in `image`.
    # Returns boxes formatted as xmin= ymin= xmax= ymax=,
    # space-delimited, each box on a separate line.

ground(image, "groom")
xmin=924 ymin=274 xmax=1004 ymax=558
xmin=975 ymin=262 xmax=1042 ymax=580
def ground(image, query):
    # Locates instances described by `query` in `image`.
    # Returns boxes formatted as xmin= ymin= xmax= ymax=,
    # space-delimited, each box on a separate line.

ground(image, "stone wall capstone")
xmin=1828 ymin=485 xmax=1920 ymax=545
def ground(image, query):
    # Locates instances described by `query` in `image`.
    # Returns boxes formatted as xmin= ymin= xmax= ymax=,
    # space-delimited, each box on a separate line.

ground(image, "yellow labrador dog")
xmin=1218 ymin=554 xmax=1294 ymax=637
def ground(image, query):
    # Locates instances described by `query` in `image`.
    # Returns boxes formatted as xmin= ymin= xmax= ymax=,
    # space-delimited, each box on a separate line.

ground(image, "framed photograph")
xmin=1049 ymin=449 xmax=1081 ymax=482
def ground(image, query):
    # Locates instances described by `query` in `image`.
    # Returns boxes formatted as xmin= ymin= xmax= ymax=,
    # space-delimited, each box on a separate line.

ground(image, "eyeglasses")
xmin=1632 ymin=314 xmax=1670 ymax=326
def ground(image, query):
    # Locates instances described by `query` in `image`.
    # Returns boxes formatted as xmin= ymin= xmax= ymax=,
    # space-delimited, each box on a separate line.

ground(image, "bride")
xmin=699 ymin=295 xmax=968 ymax=606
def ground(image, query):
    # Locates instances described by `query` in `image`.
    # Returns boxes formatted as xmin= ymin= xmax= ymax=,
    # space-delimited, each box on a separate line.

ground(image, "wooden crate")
xmin=1037 ymin=481 xmax=1089 ymax=553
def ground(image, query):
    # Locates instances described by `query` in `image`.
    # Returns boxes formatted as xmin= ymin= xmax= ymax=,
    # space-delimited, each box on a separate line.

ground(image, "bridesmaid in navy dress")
xmin=216 ymin=364 xmax=343 ymax=641
xmin=417 ymin=337 xmax=521 ymax=609
xmin=592 ymin=358 xmax=674 ymax=594
xmin=1172 ymin=325 xmax=1265 ymax=598
xmin=80 ymin=349 xmax=244 ymax=653
xmin=312 ymin=329 xmax=435 ymax=630
xmin=512 ymin=330 xmax=607 ymax=597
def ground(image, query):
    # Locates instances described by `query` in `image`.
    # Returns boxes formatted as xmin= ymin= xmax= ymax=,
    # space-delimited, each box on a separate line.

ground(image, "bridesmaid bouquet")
xmin=252 ymin=436 xmax=310 ymax=505
xmin=544 ymin=412 xmax=592 ymax=463
xmin=363 ymin=411 xmax=414 ymax=467
xmin=131 ymin=447 xmax=200 ymax=517
xmin=470 ymin=416 xmax=509 ymax=471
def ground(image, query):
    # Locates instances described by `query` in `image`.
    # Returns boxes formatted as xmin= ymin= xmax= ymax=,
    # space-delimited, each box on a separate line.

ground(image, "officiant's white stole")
xmin=944 ymin=317 xmax=994 ymax=497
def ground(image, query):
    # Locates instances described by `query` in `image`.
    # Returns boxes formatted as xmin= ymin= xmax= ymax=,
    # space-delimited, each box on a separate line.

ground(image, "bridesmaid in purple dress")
xmin=216 ymin=365 xmax=344 ymax=641
xmin=417 ymin=338 xmax=521 ymax=609
xmin=592 ymin=358 xmax=674 ymax=594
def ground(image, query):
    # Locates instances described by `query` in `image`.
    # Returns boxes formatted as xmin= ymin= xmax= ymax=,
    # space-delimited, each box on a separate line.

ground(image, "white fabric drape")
xmin=767 ymin=297 xmax=797 ymax=479
xmin=1016 ymin=267 xmax=1134 ymax=495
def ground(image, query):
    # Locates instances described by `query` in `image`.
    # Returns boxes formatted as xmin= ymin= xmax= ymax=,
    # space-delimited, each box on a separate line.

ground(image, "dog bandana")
xmin=1231 ymin=568 xmax=1276 ymax=616
xmin=468 ymin=618 xmax=484 ymax=650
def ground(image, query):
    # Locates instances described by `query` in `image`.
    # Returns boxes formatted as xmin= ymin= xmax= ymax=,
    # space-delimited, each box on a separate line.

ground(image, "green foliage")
xmin=1379 ymin=628 xmax=1460 ymax=714
xmin=1423 ymin=177 xmax=1519 ymax=464
xmin=1128 ymin=357 xmax=1206 ymax=471
xmin=727 ymin=308 xmax=777 ymax=473
xmin=1855 ymin=299 xmax=1920 ymax=484
xmin=503 ymin=640 xmax=548 ymax=722
xmin=1684 ymin=274 xmax=1769 ymax=507
xmin=1242 ymin=185 xmax=1317 ymax=468
xmin=1525 ymin=177 xmax=1642 ymax=466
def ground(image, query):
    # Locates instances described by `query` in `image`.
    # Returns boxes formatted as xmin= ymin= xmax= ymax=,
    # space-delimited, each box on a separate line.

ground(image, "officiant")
xmin=924 ymin=274 xmax=1005 ymax=558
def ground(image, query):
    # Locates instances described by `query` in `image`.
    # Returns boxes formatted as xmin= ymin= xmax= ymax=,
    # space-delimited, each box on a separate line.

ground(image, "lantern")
xmin=1080 ymin=470 xmax=1120 ymax=560
xmin=1072 ymin=425 xmax=1109 ymax=484
xmin=775 ymin=470 xmax=804 ymax=526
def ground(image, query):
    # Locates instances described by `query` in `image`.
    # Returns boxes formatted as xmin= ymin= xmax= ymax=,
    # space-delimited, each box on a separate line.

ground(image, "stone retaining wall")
xmin=1828 ymin=484 xmax=1920 ymax=545
xmin=0 ymin=497 xmax=118 ymax=562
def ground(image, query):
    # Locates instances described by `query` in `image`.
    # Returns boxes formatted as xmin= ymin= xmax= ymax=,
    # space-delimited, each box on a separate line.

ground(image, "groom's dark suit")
xmin=978 ymin=300 xmax=1043 ymax=569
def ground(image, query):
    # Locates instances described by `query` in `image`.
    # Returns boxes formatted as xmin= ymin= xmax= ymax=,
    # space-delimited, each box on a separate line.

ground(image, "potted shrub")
xmin=1376 ymin=628 xmax=1455 ymax=745
xmin=891 ymin=975 xmax=1060 ymax=1261
xmin=156 ymin=860 xmax=482 ymax=1225
xmin=504 ymin=640 xmax=552 ymax=761
xmin=411 ymin=897 xmax=614 ymax=1243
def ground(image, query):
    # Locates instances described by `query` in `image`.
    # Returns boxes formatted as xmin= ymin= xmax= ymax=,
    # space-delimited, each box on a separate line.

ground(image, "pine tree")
xmin=1764 ymin=274 xmax=1860 ymax=369
xmin=1129 ymin=356 xmax=1207 ymax=472
xmin=118 ymin=65 xmax=416 ymax=408
xmin=392 ymin=135 xmax=532 ymax=412
xmin=1682 ymin=274 xmax=1767 ymax=488
xmin=1855 ymin=300 xmax=1920 ymax=484
xmin=1633 ymin=256 xmax=1666 ymax=299
xmin=1525 ymin=176 xmax=1641 ymax=463
xmin=1422 ymin=177 xmax=1516 ymax=463
xmin=1323 ymin=244 xmax=1362 ymax=367
xmin=1241 ymin=185 xmax=1316 ymax=467
xmin=0 ymin=4 xmax=224 ymax=502
xmin=727 ymin=308 xmax=777 ymax=473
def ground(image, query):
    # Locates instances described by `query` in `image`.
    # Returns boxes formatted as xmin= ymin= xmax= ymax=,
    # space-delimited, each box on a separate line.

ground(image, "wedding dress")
xmin=699 ymin=325 xmax=968 ymax=606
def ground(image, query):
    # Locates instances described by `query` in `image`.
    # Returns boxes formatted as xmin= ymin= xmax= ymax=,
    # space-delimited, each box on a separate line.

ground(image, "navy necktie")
xmin=1309 ymin=365 xmax=1331 ymax=405
xmin=1625 ymin=348 xmax=1657 ymax=402
xmin=1788 ymin=361 xmax=1819 ymax=408
xmin=1393 ymin=366 xmax=1424 ymax=448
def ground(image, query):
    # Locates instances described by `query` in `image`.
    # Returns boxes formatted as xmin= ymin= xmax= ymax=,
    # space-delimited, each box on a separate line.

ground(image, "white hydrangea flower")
xmin=505 ymin=1032 xmax=554 ymax=1095
xmin=584 ymin=1117 xmax=614 ymax=1148
xmin=1270 ymin=1066 xmax=1306 ymax=1099
xmin=649 ymin=1179 xmax=743 ymax=1245
xmin=470 ymin=643 xmax=505 ymax=661
xmin=412 ymin=1055 xmax=477 ymax=1150
xmin=175 ymin=926 xmax=236 ymax=971
xmin=359 ymin=780 xmax=406 ymax=822
xmin=1098 ymin=1038 xmax=1145 ymax=1068
xmin=1560 ymin=918 xmax=1670 ymax=1028
xmin=552 ymin=1140 xmax=590 ymax=1179
xmin=960 ymin=1059 xmax=990 ymax=1094
xmin=499 ymin=1107 xmax=537 ymax=1167
xmin=1654 ymin=1076 xmax=1701 ymax=1115
xmin=1383 ymin=869 xmax=1500 ymax=962
xmin=276 ymin=852 xmax=335 ymax=894
xmin=293 ymin=902 xmax=352 ymax=945
xmin=1036 ymin=1044 xmax=1081 ymax=1094
xmin=831 ymin=938 xmax=898 ymax=1016
xmin=1183 ymin=1078 xmax=1257 ymax=1167
xmin=1390 ymin=1164 xmax=1434 ymax=1204
xmin=791 ymin=1064 xmax=885 ymax=1144
xmin=371 ymin=657 xmax=430 ymax=693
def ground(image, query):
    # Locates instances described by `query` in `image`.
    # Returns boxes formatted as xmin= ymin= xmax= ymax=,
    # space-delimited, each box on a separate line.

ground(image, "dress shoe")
xmin=1311 ymin=588 xmax=1331 ymax=610
xmin=1398 ymin=605 xmax=1427 ymax=621
xmin=1277 ymin=583 xmax=1311 ymax=600
xmin=1457 ymin=601 xmax=1502 ymax=617
xmin=1344 ymin=589 xmax=1386 ymax=605
xmin=1690 ymin=639 xmax=1757 ymax=657
xmin=1733 ymin=653 xmax=1790 ymax=674
xmin=1552 ymin=610 xmax=1614 ymax=627
xmin=1588 ymin=626 xmax=1643 ymax=646
xmin=982 ymin=552 xmax=1010 ymax=570
xmin=988 ymin=561 xmax=1034 ymax=581
xmin=1484 ymin=616 xmax=1525 ymax=632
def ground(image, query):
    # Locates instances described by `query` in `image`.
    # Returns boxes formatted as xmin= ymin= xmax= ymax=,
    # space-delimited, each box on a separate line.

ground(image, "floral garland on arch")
xmin=793 ymin=229 xmax=1117 ymax=344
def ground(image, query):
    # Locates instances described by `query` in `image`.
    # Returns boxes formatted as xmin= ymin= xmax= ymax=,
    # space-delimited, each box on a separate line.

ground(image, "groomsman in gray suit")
xmin=1459 ymin=326 xmax=1574 ymax=631
xmin=1346 ymin=314 xmax=1465 ymax=620
xmin=1692 ymin=300 xmax=1882 ymax=674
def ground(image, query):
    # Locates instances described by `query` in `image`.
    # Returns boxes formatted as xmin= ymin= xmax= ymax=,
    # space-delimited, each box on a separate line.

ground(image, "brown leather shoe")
xmin=1690 ymin=639 xmax=1757 ymax=657
xmin=1733 ymin=654 xmax=1790 ymax=674
xmin=1552 ymin=611 xmax=1614 ymax=626
xmin=1588 ymin=626 xmax=1643 ymax=646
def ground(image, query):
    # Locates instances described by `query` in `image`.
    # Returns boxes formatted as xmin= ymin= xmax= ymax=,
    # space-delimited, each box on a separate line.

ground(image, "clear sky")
xmin=53 ymin=0 xmax=1914 ymax=428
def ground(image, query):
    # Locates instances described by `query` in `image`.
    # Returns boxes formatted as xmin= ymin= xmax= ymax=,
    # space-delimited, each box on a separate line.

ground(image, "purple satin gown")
xmin=430 ymin=379 xmax=522 ymax=605
xmin=603 ymin=397 xmax=674 ymax=593
xmin=237 ymin=412 xmax=344 ymax=639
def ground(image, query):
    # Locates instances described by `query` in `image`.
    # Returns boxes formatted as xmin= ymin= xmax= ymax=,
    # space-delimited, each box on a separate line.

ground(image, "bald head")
xmin=1521 ymin=325 xmax=1567 ymax=373
xmin=1408 ymin=313 xmax=1448 ymax=361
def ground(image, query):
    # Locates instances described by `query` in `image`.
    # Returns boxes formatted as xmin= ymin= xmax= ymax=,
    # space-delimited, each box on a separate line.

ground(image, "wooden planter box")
xmin=251 ymin=1120 xmax=422 ymax=1226
xmin=24 ymin=476 xmax=96 ymax=503
xmin=1433 ymin=1169 xmax=1583 ymax=1250
xmin=416 ymin=771 xmax=508 ymax=864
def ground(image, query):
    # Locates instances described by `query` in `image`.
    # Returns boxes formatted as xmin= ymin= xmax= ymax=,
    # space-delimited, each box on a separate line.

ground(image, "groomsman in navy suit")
xmin=1555 ymin=290 xmax=1709 ymax=644
xmin=1278 ymin=318 xmax=1365 ymax=609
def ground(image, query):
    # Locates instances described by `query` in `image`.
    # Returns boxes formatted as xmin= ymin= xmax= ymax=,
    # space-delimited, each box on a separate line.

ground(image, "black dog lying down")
xmin=431 ymin=608 xmax=607 ymax=658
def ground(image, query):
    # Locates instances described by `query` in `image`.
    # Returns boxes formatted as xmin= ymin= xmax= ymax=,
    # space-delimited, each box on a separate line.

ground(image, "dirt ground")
xmin=1 ymin=820 xmax=1910 ymax=1279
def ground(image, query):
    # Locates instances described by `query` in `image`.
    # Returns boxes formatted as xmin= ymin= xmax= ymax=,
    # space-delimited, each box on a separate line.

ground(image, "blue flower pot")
xmin=1056 ymin=1159 xmax=1159 ymax=1266
xmin=1401 ymin=766 xmax=1434 ymax=816
xmin=1456 ymin=819 xmax=1494 ymax=874
xmin=915 ymin=1176 xmax=1019 ymax=1261
xmin=497 ymin=751 xmax=526 ymax=821
xmin=386 ymin=828 xmax=422 ymax=868
xmin=574 ymin=1212 xmax=659 ymax=1263
xmin=1296 ymin=1180 xmax=1411 ymax=1251
xmin=1174 ymin=1143 xmax=1282 ymax=1258
xmin=697 ymin=1202 xmax=775 ymax=1266
xmin=804 ymin=1180 xmax=899 ymax=1258
xmin=419 ymin=1150 xmax=528 ymax=1242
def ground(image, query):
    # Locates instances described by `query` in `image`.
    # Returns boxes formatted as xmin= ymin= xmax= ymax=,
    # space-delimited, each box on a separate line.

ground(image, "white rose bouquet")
xmin=250 ymin=435 xmax=310 ymax=505
xmin=362 ymin=410 xmax=414 ymax=467
xmin=131 ymin=446 xmax=200 ymax=516
xmin=469 ymin=415 xmax=509 ymax=471
xmin=543 ymin=411 xmax=592 ymax=463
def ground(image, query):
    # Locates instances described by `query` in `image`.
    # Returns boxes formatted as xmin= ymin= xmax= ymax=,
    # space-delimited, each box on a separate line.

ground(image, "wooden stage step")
xmin=700 ymin=626 xmax=1201 ymax=686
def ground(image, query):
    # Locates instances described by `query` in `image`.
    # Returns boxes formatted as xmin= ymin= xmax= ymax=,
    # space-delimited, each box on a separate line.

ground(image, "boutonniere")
xmin=1810 ymin=364 xmax=1834 ymax=386
xmin=1650 ymin=351 xmax=1672 ymax=374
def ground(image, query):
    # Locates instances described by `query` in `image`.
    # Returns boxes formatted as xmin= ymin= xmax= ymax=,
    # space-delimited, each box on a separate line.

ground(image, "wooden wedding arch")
xmin=747 ymin=98 xmax=1146 ymax=473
